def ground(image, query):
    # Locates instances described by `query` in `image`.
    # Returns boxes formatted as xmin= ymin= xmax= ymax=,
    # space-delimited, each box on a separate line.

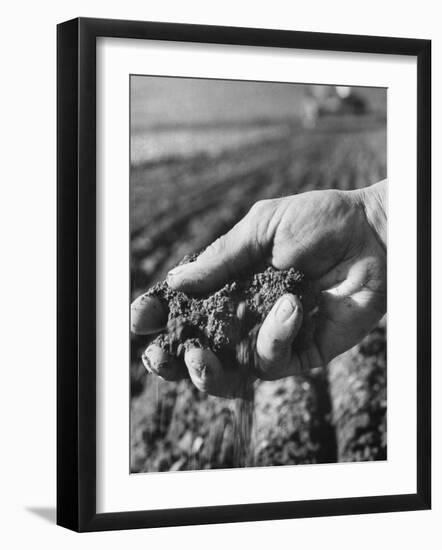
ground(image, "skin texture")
xmin=131 ymin=180 xmax=387 ymax=398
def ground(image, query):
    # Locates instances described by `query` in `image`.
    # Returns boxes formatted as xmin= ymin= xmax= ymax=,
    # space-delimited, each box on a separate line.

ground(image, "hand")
xmin=131 ymin=180 xmax=387 ymax=397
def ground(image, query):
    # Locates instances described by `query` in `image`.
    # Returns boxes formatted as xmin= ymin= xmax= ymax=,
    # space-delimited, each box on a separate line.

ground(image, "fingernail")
xmin=167 ymin=264 xmax=189 ymax=282
xmin=274 ymin=296 xmax=296 ymax=322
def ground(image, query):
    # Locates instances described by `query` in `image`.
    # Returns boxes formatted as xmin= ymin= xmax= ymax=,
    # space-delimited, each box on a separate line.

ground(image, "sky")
xmin=131 ymin=76 xmax=386 ymax=132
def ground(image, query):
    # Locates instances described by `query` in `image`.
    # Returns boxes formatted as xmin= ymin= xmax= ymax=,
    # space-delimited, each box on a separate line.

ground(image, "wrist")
xmin=354 ymin=180 xmax=387 ymax=250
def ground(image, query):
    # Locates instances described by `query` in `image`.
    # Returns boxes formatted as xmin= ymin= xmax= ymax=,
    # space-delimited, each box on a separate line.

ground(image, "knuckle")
xmin=247 ymin=199 xmax=280 ymax=248
xmin=202 ymin=235 xmax=227 ymax=259
xmin=249 ymin=199 xmax=274 ymax=218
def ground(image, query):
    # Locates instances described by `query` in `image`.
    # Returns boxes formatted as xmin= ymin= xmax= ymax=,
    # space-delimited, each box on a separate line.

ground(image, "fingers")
xmin=143 ymin=342 xmax=250 ymax=397
xmin=256 ymin=294 xmax=305 ymax=380
xmin=131 ymin=294 xmax=168 ymax=335
xmin=184 ymin=346 xmax=248 ymax=398
xmin=142 ymin=343 xmax=188 ymax=381
xmin=166 ymin=213 xmax=263 ymax=295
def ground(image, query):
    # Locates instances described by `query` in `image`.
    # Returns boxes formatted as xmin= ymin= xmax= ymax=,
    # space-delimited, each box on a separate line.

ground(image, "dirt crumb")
xmin=146 ymin=254 xmax=318 ymax=370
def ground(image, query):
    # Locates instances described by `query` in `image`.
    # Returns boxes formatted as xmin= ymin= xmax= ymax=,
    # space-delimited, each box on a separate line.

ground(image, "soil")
xmin=145 ymin=254 xmax=318 ymax=374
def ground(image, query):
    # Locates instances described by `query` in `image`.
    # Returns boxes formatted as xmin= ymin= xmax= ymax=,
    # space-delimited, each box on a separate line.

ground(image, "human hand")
xmin=131 ymin=180 xmax=387 ymax=397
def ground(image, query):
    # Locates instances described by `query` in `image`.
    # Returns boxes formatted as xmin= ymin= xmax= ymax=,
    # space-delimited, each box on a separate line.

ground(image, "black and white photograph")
xmin=129 ymin=76 xmax=387 ymax=473
xmin=0 ymin=1 xmax=435 ymax=542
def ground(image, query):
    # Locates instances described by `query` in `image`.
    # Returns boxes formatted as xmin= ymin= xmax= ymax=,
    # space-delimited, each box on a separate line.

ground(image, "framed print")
xmin=57 ymin=17 xmax=431 ymax=532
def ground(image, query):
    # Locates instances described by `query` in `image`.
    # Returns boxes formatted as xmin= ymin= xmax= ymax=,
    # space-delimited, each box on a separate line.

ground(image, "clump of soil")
xmin=145 ymin=254 xmax=319 ymax=372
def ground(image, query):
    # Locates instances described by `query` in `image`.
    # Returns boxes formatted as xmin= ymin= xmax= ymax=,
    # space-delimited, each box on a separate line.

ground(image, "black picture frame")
xmin=57 ymin=17 xmax=431 ymax=532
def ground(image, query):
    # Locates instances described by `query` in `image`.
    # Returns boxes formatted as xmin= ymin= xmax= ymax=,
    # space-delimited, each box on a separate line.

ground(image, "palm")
xmin=265 ymin=189 xmax=386 ymax=367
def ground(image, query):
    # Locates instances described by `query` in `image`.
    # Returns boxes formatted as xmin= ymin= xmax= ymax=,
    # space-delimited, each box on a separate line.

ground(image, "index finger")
xmin=166 ymin=208 xmax=266 ymax=295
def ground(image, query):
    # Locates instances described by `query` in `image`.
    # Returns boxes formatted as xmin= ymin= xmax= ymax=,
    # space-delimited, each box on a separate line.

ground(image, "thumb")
xmin=255 ymin=294 xmax=303 ymax=380
xmin=167 ymin=214 xmax=263 ymax=294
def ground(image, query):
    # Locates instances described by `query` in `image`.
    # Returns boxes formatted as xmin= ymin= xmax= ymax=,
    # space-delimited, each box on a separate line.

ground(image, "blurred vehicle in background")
xmin=301 ymin=85 xmax=370 ymax=128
